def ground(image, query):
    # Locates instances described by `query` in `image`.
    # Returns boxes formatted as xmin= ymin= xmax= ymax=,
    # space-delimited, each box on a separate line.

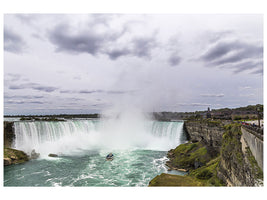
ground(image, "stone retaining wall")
xmin=241 ymin=127 xmax=263 ymax=170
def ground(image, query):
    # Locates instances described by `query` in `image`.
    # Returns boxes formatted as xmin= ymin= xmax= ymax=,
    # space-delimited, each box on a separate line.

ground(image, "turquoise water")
xmin=4 ymin=149 xmax=186 ymax=186
xmin=4 ymin=119 xmax=187 ymax=186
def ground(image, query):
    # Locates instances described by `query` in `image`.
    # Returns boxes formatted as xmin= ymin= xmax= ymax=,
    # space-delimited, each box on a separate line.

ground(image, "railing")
xmin=241 ymin=124 xmax=263 ymax=141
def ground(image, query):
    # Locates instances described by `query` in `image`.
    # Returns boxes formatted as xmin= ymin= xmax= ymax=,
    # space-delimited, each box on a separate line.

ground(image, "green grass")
xmin=189 ymin=157 xmax=225 ymax=186
xmin=149 ymin=173 xmax=204 ymax=186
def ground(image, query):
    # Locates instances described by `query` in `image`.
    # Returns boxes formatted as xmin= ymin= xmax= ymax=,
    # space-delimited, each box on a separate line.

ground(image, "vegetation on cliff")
xmin=166 ymin=141 xmax=213 ymax=170
xmin=4 ymin=148 xmax=29 ymax=166
xmin=221 ymin=124 xmax=243 ymax=163
xmin=157 ymin=140 xmax=224 ymax=186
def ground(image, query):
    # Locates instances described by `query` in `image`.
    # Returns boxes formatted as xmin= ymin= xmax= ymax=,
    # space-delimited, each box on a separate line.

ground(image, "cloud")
xmin=9 ymin=83 xmax=58 ymax=92
xmin=49 ymin=24 xmax=103 ymax=55
xmin=177 ymin=103 xmax=211 ymax=107
xmin=4 ymin=27 xmax=26 ymax=53
xmin=131 ymin=37 xmax=157 ymax=58
xmin=106 ymin=37 xmax=157 ymax=60
xmin=78 ymin=89 xmax=132 ymax=94
xmin=5 ymin=95 xmax=44 ymax=99
xmin=79 ymin=90 xmax=97 ymax=94
xmin=15 ymin=14 xmax=38 ymax=25
xmin=33 ymin=86 xmax=57 ymax=92
xmin=107 ymin=48 xmax=131 ymax=60
xmin=6 ymin=73 xmax=22 ymax=81
xmin=165 ymin=35 xmax=182 ymax=66
xmin=5 ymin=100 xmax=44 ymax=104
xmin=168 ymin=54 xmax=181 ymax=66
xmin=200 ymin=38 xmax=263 ymax=74
xmin=60 ymin=90 xmax=75 ymax=93
xmin=200 ymin=93 xmax=224 ymax=97
xmin=48 ymin=17 xmax=157 ymax=60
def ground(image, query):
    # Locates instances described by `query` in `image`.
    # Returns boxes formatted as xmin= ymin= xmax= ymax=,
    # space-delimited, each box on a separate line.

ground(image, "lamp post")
xmin=257 ymin=107 xmax=261 ymax=128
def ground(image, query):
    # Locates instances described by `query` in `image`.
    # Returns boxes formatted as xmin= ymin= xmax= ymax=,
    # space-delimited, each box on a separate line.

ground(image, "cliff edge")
xmin=149 ymin=120 xmax=263 ymax=186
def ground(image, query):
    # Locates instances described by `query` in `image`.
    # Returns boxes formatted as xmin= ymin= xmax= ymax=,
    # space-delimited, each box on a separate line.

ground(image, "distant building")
xmin=206 ymin=107 xmax=211 ymax=119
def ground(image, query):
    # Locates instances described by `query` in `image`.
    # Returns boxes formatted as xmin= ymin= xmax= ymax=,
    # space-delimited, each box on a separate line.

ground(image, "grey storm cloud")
xmin=107 ymin=48 xmax=131 ymax=60
xmin=9 ymin=83 xmax=58 ymax=92
xmin=48 ymin=19 xmax=157 ymax=60
xmin=131 ymin=37 xmax=157 ymax=58
xmin=106 ymin=37 xmax=157 ymax=60
xmin=200 ymin=39 xmax=263 ymax=74
xmin=49 ymin=24 xmax=105 ymax=55
xmin=4 ymin=27 xmax=26 ymax=53
xmin=168 ymin=54 xmax=181 ymax=66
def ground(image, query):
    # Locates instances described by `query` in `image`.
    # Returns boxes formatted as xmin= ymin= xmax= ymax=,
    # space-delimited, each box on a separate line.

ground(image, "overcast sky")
xmin=4 ymin=14 xmax=263 ymax=115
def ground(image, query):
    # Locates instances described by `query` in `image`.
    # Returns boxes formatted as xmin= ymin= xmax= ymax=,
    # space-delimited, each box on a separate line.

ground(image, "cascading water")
xmin=5 ymin=118 xmax=187 ymax=186
xmin=13 ymin=119 xmax=186 ymax=156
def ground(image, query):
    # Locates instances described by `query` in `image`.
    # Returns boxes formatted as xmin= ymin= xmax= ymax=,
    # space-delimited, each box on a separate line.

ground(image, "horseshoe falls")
xmin=4 ymin=119 xmax=187 ymax=186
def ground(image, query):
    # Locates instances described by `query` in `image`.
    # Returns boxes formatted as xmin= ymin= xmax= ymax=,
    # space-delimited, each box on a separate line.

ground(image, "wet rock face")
xmin=4 ymin=122 xmax=15 ymax=148
xmin=184 ymin=121 xmax=224 ymax=155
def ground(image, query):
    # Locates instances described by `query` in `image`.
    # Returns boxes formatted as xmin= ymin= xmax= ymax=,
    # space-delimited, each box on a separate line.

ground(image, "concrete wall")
xmin=241 ymin=127 xmax=263 ymax=170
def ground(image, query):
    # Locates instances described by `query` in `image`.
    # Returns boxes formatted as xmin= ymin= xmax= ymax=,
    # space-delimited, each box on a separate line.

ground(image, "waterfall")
xmin=13 ymin=120 xmax=186 ymax=156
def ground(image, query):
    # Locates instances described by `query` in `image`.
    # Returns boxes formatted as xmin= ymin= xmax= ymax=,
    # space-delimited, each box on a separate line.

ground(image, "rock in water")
xmin=30 ymin=149 xmax=40 ymax=159
xmin=48 ymin=153 xmax=58 ymax=157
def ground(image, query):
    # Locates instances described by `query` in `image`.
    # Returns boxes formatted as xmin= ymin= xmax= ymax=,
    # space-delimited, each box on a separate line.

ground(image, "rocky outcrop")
xmin=184 ymin=120 xmax=225 ymax=155
xmin=166 ymin=141 xmax=214 ymax=171
xmin=4 ymin=148 xmax=29 ymax=166
xmin=4 ymin=122 xmax=15 ymax=148
xmin=30 ymin=149 xmax=40 ymax=159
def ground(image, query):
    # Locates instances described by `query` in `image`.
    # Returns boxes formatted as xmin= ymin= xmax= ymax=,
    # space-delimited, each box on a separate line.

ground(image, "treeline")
xmin=213 ymin=104 xmax=263 ymax=113
xmin=5 ymin=113 xmax=100 ymax=119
